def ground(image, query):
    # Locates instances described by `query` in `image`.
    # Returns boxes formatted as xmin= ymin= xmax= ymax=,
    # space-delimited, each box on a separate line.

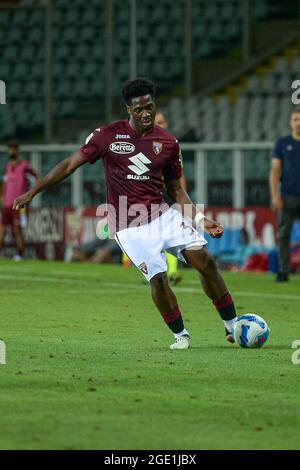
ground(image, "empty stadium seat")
xmin=0 ymin=0 xmax=295 ymax=141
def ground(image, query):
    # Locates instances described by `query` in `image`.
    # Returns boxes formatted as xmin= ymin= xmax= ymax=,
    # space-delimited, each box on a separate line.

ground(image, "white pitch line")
xmin=0 ymin=266 xmax=32 ymax=272
xmin=230 ymin=291 xmax=300 ymax=301
xmin=0 ymin=266 xmax=114 ymax=278
xmin=176 ymin=287 xmax=300 ymax=300
xmin=0 ymin=273 xmax=300 ymax=301
xmin=50 ymin=270 xmax=101 ymax=277
xmin=0 ymin=273 xmax=90 ymax=285
xmin=0 ymin=273 xmax=147 ymax=290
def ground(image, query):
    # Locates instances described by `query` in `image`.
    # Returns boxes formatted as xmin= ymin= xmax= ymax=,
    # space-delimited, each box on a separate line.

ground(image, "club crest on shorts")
xmin=138 ymin=262 xmax=148 ymax=275
xmin=152 ymin=141 xmax=163 ymax=155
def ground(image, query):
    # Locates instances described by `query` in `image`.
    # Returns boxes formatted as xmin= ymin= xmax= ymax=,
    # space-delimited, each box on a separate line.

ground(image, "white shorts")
xmin=115 ymin=208 xmax=207 ymax=281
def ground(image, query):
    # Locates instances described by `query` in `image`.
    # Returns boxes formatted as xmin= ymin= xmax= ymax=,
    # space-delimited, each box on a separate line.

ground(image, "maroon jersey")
xmin=80 ymin=119 xmax=182 ymax=233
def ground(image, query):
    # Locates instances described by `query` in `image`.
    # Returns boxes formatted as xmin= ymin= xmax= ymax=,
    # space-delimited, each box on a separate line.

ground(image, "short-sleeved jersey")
xmin=80 ymin=119 xmax=182 ymax=232
xmin=3 ymin=160 xmax=37 ymax=207
xmin=272 ymin=135 xmax=300 ymax=197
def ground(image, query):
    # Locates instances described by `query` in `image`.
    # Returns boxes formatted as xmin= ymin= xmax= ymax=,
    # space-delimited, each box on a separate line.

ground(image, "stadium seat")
xmin=55 ymin=80 xmax=74 ymax=99
xmin=81 ymin=26 xmax=99 ymax=43
xmin=1 ymin=1 xmax=295 ymax=142
xmin=73 ymin=79 xmax=91 ymax=98
xmin=19 ymin=45 xmax=38 ymax=63
xmin=59 ymin=100 xmax=76 ymax=118
xmin=64 ymin=10 xmax=81 ymax=27
xmin=52 ymin=8 xmax=64 ymax=25
xmin=60 ymin=27 xmax=78 ymax=45
xmin=55 ymin=45 xmax=71 ymax=62
xmin=27 ymin=9 xmax=44 ymax=28
xmin=30 ymin=62 xmax=43 ymax=81
xmin=28 ymin=27 xmax=44 ymax=45
xmin=0 ymin=10 xmax=10 ymax=27
xmin=63 ymin=62 xmax=82 ymax=80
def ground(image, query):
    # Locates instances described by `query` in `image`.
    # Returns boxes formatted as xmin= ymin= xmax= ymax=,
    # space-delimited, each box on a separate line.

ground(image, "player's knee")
xmin=12 ymin=226 xmax=21 ymax=237
xmin=150 ymin=272 xmax=169 ymax=293
xmin=196 ymin=250 xmax=217 ymax=274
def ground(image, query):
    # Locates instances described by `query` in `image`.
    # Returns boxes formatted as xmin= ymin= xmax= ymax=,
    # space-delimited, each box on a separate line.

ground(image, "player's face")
xmin=7 ymin=146 xmax=19 ymax=160
xmin=155 ymin=113 xmax=168 ymax=129
xmin=290 ymin=112 xmax=300 ymax=134
xmin=127 ymin=95 xmax=156 ymax=133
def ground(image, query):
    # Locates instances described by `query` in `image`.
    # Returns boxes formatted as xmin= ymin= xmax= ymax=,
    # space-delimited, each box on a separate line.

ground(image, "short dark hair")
xmin=121 ymin=78 xmax=156 ymax=105
xmin=291 ymin=107 xmax=300 ymax=115
xmin=7 ymin=139 xmax=19 ymax=149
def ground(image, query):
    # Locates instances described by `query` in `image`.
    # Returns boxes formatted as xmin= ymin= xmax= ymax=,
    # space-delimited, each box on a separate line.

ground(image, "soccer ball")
xmin=233 ymin=314 xmax=270 ymax=348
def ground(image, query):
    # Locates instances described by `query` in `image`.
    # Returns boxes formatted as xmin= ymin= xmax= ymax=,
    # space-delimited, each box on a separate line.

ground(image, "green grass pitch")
xmin=0 ymin=259 xmax=299 ymax=450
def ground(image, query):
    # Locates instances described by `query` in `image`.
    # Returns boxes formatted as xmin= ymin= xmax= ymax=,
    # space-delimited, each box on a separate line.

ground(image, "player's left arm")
xmin=0 ymin=182 xmax=4 ymax=207
xmin=0 ymin=174 xmax=7 ymax=207
xmin=164 ymin=140 xmax=222 ymax=238
xmin=13 ymin=151 xmax=87 ymax=209
xmin=179 ymin=175 xmax=187 ymax=192
xmin=164 ymin=177 xmax=223 ymax=238
xmin=26 ymin=163 xmax=42 ymax=186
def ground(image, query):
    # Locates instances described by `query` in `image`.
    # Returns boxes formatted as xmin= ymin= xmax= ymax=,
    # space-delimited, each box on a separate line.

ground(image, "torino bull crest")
xmin=152 ymin=141 xmax=163 ymax=155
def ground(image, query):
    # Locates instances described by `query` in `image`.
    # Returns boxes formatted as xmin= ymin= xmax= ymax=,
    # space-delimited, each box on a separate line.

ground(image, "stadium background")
xmin=1 ymin=0 xmax=300 ymax=453
xmin=0 ymin=0 xmax=300 ymax=269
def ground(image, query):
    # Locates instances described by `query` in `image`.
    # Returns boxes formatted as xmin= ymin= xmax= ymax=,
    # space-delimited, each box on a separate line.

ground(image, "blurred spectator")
xmin=0 ymin=140 xmax=40 ymax=260
xmin=71 ymin=237 xmax=122 ymax=264
xmin=291 ymin=220 xmax=300 ymax=273
xmin=270 ymin=108 xmax=300 ymax=282
xmin=268 ymin=220 xmax=300 ymax=274
xmin=180 ymin=128 xmax=197 ymax=143
xmin=71 ymin=217 xmax=122 ymax=264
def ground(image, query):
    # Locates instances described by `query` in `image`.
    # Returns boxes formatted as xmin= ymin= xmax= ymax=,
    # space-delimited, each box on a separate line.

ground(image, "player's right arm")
xmin=269 ymin=158 xmax=282 ymax=210
xmin=0 ymin=181 xmax=4 ymax=207
xmin=13 ymin=151 xmax=87 ymax=209
xmin=0 ymin=171 xmax=7 ymax=207
xmin=269 ymin=137 xmax=284 ymax=211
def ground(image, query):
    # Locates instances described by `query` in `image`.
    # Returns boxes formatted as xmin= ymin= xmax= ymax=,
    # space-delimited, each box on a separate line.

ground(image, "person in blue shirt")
xmin=270 ymin=108 xmax=300 ymax=282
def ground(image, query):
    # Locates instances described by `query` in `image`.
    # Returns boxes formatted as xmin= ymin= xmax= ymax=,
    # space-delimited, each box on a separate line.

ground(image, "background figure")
xmin=268 ymin=220 xmax=300 ymax=274
xmin=155 ymin=112 xmax=187 ymax=285
xmin=0 ymin=140 xmax=40 ymax=260
xmin=270 ymin=108 xmax=300 ymax=282
xmin=72 ymin=237 xmax=122 ymax=264
xmin=71 ymin=215 xmax=122 ymax=264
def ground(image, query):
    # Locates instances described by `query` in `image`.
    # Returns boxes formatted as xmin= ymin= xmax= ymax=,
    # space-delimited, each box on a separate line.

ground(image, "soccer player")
xmin=13 ymin=78 xmax=237 ymax=349
xmin=155 ymin=112 xmax=187 ymax=192
xmin=0 ymin=140 xmax=40 ymax=260
xmin=270 ymin=108 xmax=300 ymax=282
xmin=155 ymin=111 xmax=187 ymax=285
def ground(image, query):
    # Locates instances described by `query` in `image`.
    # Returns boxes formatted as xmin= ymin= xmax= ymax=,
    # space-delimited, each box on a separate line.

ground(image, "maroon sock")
xmin=161 ymin=305 xmax=184 ymax=334
xmin=213 ymin=293 xmax=236 ymax=320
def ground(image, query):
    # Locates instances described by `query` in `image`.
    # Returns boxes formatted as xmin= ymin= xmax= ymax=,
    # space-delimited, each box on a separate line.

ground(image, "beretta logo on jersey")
xmin=153 ymin=141 xmax=163 ymax=155
xmin=109 ymin=142 xmax=135 ymax=154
